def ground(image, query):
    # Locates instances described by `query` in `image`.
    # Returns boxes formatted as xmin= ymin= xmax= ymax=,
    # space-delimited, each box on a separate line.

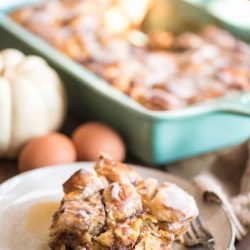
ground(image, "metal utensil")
xmin=204 ymin=191 xmax=247 ymax=241
xmin=184 ymin=216 xmax=215 ymax=250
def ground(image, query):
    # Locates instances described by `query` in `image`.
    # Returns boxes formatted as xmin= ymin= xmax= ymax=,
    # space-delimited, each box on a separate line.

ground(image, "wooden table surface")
xmin=0 ymin=160 xmax=18 ymax=184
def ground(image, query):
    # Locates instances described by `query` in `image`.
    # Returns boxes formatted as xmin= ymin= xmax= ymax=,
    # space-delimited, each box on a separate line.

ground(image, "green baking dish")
xmin=1 ymin=0 xmax=250 ymax=165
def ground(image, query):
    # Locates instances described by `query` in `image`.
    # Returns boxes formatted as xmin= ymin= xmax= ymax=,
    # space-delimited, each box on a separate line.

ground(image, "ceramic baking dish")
xmin=1 ymin=0 xmax=250 ymax=165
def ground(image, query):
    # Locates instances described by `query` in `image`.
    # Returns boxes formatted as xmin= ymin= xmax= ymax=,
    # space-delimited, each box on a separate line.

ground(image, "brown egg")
xmin=18 ymin=133 xmax=77 ymax=172
xmin=72 ymin=122 xmax=126 ymax=161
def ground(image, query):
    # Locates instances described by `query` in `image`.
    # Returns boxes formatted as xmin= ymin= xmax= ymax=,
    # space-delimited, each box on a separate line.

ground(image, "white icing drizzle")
xmin=167 ymin=221 xmax=184 ymax=231
xmin=82 ymin=186 xmax=95 ymax=198
xmin=111 ymin=182 xmax=121 ymax=200
xmin=82 ymin=176 xmax=108 ymax=198
xmin=157 ymin=182 xmax=199 ymax=220
xmin=80 ymin=166 xmax=97 ymax=175
xmin=137 ymin=178 xmax=158 ymax=192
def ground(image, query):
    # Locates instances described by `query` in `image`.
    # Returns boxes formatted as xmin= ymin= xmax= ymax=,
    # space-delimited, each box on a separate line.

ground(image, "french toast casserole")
xmin=11 ymin=0 xmax=250 ymax=111
xmin=49 ymin=155 xmax=199 ymax=249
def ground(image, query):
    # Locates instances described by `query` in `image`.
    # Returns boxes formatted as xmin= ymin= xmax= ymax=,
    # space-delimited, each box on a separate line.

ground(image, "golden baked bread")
xmin=49 ymin=155 xmax=198 ymax=249
xmin=95 ymin=155 xmax=142 ymax=184
xmin=63 ymin=166 xmax=109 ymax=196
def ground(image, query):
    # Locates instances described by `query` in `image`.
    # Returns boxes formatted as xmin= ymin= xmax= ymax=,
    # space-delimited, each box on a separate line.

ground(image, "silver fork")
xmin=204 ymin=190 xmax=247 ymax=241
xmin=184 ymin=216 xmax=215 ymax=250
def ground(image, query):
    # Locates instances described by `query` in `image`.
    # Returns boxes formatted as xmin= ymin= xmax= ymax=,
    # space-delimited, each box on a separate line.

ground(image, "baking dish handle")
xmin=215 ymin=93 xmax=250 ymax=116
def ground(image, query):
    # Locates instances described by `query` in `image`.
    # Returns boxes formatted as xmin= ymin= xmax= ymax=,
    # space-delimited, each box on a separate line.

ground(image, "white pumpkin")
xmin=0 ymin=49 xmax=67 ymax=158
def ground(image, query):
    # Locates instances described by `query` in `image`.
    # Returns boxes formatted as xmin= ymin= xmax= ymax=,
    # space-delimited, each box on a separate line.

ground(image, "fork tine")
xmin=191 ymin=220 xmax=203 ymax=238
xmin=185 ymin=230 xmax=193 ymax=240
xmin=196 ymin=216 xmax=213 ymax=238
xmin=183 ymin=227 xmax=197 ymax=247
xmin=194 ymin=217 xmax=214 ymax=250
xmin=195 ymin=217 xmax=215 ymax=248
xmin=184 ymin=217 xmax=215 ymax=250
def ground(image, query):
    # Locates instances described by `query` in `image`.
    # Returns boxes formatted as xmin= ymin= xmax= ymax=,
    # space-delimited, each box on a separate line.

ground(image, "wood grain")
xmin=0 ymin=160 xmax=18 ymax=184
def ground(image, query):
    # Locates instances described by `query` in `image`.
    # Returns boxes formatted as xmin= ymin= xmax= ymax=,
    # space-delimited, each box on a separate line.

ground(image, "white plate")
xmin=0 ymin=163 xmax=235 ymax=250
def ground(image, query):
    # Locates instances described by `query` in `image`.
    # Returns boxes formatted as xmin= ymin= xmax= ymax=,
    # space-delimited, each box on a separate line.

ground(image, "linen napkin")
xmin=166 ymin=140 xmax=250 ymax=240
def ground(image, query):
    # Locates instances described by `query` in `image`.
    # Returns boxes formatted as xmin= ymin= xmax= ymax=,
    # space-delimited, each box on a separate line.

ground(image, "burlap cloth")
xmin=166 ymin=140 xmax=250 ymax=240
